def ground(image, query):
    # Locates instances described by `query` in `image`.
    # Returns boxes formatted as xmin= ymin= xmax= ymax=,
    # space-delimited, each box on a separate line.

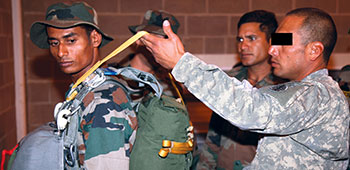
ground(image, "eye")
xmin=236 ymin=37 xmax=243 ymax=42
xmin=49 ymin=40 xmax=59 ymax=47
xmin=67 ymin=38 xmax=76 ymax=44
xmin=248 ymin=36 xmax=257 ymax=41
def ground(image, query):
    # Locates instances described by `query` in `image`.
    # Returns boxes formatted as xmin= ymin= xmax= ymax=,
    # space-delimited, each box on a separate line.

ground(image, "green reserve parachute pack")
xmin=104 ymin=67 xmax=194 ymax=170
xmin=8 ymin=67 xmax=193 ymax=170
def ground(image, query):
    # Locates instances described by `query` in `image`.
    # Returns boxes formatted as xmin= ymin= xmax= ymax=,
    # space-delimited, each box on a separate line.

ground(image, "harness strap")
xmin=103 ymin=67 xmax=163 ymax=98
xmin=158 ymin=140 xmax=194 ymax=158
xmin=55 ymin=69 xmax=107 ymax=168
xmin=343 ymin=90 xmax=350 ymax=98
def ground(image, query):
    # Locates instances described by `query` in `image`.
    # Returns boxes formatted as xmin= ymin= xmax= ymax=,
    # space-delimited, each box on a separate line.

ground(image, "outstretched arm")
xmin=140 ymin=20 xmax=185 ymax=70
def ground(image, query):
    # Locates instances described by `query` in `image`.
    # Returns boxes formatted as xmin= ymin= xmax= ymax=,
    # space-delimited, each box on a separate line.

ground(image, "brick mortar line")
xmin=0 ymin=10 xmax=11 ymax=13
xmin=0 ymin=106 xmax=14 ymax=116
xmin=0 ymin=83 xmax=15 ymax=91
xmin=0 ymin=59 xmax=13 ymax=64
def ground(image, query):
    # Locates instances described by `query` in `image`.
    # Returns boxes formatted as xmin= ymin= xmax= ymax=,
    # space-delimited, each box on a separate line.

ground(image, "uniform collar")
xmin=302 ymin=69 xmax=328 ymax=82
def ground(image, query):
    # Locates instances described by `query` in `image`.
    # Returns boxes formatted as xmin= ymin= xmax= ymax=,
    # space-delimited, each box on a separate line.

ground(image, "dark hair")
xmin=237 ymin=10 xmax=278 ymax=41
xmin=286 ymin=8 xmax=337 ymax=64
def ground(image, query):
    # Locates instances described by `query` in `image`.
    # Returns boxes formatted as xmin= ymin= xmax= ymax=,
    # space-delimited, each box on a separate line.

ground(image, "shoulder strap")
xmin=54 ymin=68 xmax=108 ymax=168
xmin=103 ymin=67 xmax=163 ymax=98
xmin=101 ymin=76 xmax=141 ymax=108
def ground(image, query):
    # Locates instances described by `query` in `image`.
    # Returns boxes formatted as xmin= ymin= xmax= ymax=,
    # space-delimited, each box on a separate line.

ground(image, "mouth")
xmin=240 ymin=53 xmax=253 ymax=58
xmin=59 ymin=61 xmax=74 ymax=68
xmin=270 ymin=60 xmax=279 ymax=67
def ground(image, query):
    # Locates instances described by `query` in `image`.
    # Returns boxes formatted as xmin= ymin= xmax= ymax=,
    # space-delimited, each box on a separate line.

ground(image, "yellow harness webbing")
xmin=158 ymin=139 xmax=194 ymax=157
xmin=343 ymin=90 xmax=350 ymax=98
xmin=158 ymin=74 xmax=194 ymax=158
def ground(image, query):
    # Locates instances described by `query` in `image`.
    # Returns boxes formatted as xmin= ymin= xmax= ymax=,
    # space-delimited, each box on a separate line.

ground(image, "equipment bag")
xmin=104 ymin=67 xmax=194 ymax=170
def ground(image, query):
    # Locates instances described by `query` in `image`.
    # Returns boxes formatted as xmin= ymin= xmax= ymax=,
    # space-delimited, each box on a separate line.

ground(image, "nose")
xmin=239 ymin=40 xmax=249 ymax=52
xmin=268 ymin=45 xmax=279 ymax=57
xmin=57 ymin=44 xmax=68 ymax=58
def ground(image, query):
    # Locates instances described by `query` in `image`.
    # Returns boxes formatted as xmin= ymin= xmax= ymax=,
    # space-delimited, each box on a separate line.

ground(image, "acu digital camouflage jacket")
xmin=173 ymin=53 xmax=349 ymax=170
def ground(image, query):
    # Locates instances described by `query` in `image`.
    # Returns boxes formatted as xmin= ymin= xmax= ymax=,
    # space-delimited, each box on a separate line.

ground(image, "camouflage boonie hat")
xmin=128 ymin=10 xmax=180 ymax=36
xmin=30 ymin=2 xmax=113 ymax=49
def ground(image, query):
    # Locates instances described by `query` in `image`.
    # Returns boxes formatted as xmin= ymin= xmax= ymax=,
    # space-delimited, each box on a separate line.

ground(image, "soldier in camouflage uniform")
xmin=30 ymin=2 xmax=137 ymax=169
xmin=113 ymin=10 xmax=182 ymax=97
xmin=193 ymin=10 xmax=286 ymax=170
xmin=141 ymin=7 xmax=350 ymax=169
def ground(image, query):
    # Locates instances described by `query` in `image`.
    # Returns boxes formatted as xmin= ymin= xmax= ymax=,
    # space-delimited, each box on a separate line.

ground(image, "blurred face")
xmin=237 ymin=22 xmax=270 ymax=67
xmin=268 ymin=15 xmax=308 ymax=81
xmin=47 ymin=26 xmax=98 ymax=79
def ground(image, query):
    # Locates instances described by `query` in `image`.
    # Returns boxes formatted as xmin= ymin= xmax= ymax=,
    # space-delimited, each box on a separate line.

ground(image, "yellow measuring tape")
xmin=66 ymin=31 xmax=149 ymax=101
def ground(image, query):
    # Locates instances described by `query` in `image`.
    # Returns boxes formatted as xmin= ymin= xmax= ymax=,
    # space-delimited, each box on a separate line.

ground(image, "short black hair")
xmin=286 ymin=8 xmax=337 ymax=64
xmin=237 ymin=10 xmax=278 ymax=41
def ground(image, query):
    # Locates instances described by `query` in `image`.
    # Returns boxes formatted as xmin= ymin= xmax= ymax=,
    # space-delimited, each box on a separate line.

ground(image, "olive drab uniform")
xmin=70 ymin=68 xmax=137 ymax=169
xmin=194 ymin=65 xmax=285 ymax=170
xmin=174 ymin=53 xmax=349 ymax=169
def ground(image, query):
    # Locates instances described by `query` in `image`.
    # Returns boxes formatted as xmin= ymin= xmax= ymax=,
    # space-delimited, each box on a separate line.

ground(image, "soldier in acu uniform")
xmin=141 ymin=7 xmax=350 ymax=170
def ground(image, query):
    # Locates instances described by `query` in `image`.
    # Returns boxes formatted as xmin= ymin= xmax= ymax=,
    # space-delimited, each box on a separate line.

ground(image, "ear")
xmin=306 ymin=41 xmax=324 ymax=61
xmin=90 ymin=29 xmax=102 ymax=48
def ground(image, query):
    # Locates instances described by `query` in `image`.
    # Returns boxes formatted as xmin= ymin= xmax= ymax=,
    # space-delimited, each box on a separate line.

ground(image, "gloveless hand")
xmin=140 ymin=20 xmax=185 ymax=70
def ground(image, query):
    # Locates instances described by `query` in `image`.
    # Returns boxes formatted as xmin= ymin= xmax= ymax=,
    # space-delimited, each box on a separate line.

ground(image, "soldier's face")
xmin=47 ymin=26 xmax=98 ymax=78
xmin=268 ymin=16 xmax=308 ymax=81
xmin=237 ymin=22 xmax=270 ymax=67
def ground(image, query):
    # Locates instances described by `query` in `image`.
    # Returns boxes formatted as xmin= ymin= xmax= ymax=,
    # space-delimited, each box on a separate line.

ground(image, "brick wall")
xmin=0 ymin=0 xmax=17 ymax=155
xmin=22 ymin=0 xmax=350 ymax=132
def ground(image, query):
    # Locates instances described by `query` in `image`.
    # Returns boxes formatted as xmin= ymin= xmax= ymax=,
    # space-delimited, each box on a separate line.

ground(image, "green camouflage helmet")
xmin=129 ymin=10 xmax=180 ymax=36
xmin=30 ymin=2 xmax=113 ymax=49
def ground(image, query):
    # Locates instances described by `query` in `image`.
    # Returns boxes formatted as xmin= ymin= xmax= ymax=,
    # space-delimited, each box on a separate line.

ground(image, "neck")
xmin=294 ymin=61 xmax=326 ymax=81
xmin=246 ymin=62 xmax=272 ymax=86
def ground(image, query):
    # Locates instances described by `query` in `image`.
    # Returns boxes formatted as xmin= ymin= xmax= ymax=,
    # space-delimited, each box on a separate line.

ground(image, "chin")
xmin=241 ymin=61 xmax=251 ymax=66
xmin=60 ymin=68 xmax=75 ymax=75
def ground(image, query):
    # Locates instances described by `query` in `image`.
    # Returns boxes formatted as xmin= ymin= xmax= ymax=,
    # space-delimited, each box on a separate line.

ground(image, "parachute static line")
xmin=66 ymin=31 xmax=149 ymax=101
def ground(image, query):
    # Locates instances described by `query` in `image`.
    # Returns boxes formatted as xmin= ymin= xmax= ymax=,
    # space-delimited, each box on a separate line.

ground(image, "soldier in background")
xmin=113 ymin=10 xmax=182 ymax=98
xmin=192 ymin=10 xmax=285 ymax=170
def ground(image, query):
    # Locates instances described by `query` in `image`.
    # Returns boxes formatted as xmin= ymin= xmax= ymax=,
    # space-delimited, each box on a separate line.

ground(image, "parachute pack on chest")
xmin=10 ymin=69 xmax=108 ymax=170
